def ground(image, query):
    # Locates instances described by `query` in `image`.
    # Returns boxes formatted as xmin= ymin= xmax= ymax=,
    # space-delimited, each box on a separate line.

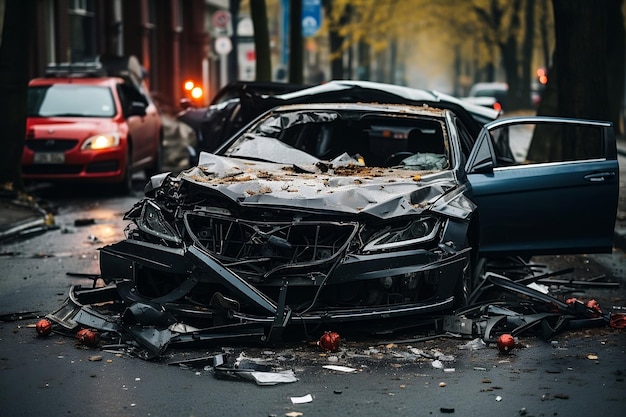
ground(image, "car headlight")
xmin=81 ymin=132 xmax=120 ymax=150
xmin=137 ymin=201 xmax=182 ymax=244
xmin=363 ymin=217 xmax=440 ymax=251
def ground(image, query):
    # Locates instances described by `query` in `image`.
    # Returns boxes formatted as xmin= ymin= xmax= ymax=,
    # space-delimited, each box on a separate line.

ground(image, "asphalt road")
xmin=1 ymin=177 xmax=625 ymax=417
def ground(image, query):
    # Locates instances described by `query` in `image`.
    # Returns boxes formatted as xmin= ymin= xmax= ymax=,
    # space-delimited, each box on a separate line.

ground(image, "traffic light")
xmin=183 ymin=79 xmax=204 ymax=103
xmin=536 ymin=68 xmax=548 ymax=85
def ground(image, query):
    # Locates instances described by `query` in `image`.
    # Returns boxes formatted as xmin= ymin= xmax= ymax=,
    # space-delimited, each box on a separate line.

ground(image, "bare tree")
xmin=288 ymin=0 xmax=303 ymax=84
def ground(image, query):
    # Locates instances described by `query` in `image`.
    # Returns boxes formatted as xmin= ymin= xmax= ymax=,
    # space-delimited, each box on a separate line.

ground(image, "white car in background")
xmin=464 ymin=82 xmax=508 ymax=111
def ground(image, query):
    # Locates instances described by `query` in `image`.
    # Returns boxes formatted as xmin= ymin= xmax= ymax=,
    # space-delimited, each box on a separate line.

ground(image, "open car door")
xmin=466 ymin=116 xmax=618 ymax=256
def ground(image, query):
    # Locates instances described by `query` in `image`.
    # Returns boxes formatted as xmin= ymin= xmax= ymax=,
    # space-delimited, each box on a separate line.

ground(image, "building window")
xmin=68 ymin=0 xmax=96 ymax=62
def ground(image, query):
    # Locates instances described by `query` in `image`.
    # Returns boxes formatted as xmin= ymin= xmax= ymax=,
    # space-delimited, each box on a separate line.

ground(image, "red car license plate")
xmin=33 ymin=152 xmax=65 ymax=164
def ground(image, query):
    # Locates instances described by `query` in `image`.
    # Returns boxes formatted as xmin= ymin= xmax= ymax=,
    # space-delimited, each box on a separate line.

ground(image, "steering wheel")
xmin=383 ymin=152 xmax=414 ymax=167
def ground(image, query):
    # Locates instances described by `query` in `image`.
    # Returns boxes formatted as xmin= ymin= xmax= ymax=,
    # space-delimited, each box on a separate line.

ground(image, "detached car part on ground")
xmin=45 ymin=83 xmax=619 ymax=358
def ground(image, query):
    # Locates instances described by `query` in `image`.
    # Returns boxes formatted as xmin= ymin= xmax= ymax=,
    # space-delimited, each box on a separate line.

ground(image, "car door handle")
xmin=584 ymin=172 xmax=616 ymax=182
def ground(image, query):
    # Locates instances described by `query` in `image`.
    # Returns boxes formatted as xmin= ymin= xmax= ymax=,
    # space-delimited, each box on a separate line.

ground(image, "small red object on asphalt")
xmin=586 ymin=299 xmax=602 ymax=316
xmin=35 ymin=319 xmax=52 ymax=336
xmin=318 ymin=331 xmax=341 ymax=352
xmin=76 ymin=328 xmax=100 ymax=346
xmin=497 ymin=333 xmax=515 ymax=353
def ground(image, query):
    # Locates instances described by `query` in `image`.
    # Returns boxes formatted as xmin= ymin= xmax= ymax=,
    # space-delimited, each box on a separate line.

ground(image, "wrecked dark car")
xmin=177 ymin=81 xmax=309 ymax=154
xmin=176 ymin=79 xmax=498 ymax=154
xmin=45 ymin=83 xmax=619 ymax=357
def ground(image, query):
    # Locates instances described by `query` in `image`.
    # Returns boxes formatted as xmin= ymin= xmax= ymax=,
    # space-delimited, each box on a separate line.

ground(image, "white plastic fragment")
xmin=527 ymin=282 xmax=549 ymax=294
xmin=291 ymin=394 xmax=313 ymax=404
xmin=458 ymin=338 xmax=487 ymax=350
xmin=322 ymin=365 xmax=358 ymax=373
xmin=431 ymin=360 xmax=443 ymax=369
xmin=243 ymin=370 xmax=298 ymax=385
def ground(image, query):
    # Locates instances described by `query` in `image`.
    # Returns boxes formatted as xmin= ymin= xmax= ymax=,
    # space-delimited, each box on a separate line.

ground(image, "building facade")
xmin=28 ymin=0 xmax=229 ymax=111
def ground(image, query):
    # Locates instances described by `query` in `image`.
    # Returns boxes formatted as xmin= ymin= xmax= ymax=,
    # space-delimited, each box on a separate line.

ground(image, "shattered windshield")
xmin=222 ymin=109 xmax=450 ymax=170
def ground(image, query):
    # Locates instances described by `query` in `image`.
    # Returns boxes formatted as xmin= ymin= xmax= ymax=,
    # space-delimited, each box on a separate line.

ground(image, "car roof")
xmin=270 ymin=101 xmax=448 ymax=117
xmin=210 ymin=81 xmax=310 ymax=105
xmin=271 ymin=80 xmax=499 ymax=135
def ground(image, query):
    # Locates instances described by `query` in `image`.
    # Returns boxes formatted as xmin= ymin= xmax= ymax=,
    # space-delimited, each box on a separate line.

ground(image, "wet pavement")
xmin=1 ymin=138 xmax=625 ymax=416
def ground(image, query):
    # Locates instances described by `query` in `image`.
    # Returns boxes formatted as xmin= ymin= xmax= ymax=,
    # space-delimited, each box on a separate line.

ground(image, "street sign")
xmin=302 ymin=0 xmax=322 ymax=37
xmin=214 ymin=36 xmax=232 ymax=55
xmin=212 ymin=10 xmax=232 ymax=36
xmin=212 ymin=10 xmax=230 ymax=29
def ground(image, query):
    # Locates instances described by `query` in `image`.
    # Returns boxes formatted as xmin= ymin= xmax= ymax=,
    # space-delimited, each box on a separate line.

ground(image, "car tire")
xmin=144 ymin=131 xmax=163 ymax=179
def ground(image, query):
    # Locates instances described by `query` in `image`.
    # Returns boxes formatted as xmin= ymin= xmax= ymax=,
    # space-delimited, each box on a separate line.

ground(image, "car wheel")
xmin=144 ymin=131 xmax=163 ymax=178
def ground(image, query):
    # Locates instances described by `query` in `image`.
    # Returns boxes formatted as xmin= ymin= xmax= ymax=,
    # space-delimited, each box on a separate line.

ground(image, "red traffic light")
xmin=536 ymin=68 xmax=548 ymax=85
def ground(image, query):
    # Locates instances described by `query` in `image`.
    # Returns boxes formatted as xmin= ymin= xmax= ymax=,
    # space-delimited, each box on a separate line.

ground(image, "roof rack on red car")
xmin=45 ymin=59 xmax=107 ymax=78
xmin=44 ymin=55 xmax=145 ymax=88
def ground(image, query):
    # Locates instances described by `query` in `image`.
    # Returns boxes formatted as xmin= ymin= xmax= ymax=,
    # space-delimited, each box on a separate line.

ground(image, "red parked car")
xmin=22 ymin=56 xmax=163 ymax=193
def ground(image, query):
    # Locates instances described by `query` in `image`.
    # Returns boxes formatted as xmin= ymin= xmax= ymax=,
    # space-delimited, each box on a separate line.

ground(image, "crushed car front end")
xmin=100 ymin=165 xmax=473 ymax=337
xmin=96 ymin=103 xmax=478 ymax=342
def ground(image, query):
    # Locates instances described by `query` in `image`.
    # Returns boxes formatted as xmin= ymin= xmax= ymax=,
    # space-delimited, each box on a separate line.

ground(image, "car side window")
xmin=117 ymin=83 xmax=148 ymax=117
xmin=488 ymin=122 xmax=605 ymax=167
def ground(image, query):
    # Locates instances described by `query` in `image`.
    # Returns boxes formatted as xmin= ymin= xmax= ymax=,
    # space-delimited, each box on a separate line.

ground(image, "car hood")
xmin=173 ymin=152 xmax=455 ymax=219
xmin=26 ymin=117 xmax=119 ymax=138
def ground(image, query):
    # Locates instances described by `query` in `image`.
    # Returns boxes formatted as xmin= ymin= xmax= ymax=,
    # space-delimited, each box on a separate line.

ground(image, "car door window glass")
xmin=489 ymin=122 xmax=604 ymax=167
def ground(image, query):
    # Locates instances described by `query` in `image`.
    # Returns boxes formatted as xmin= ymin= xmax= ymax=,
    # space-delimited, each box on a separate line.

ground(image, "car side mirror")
xmin=128 ymin=101 xmax=147 ymax=117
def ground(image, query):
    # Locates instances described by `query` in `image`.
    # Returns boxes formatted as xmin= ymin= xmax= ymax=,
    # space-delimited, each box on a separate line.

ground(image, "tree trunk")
xmin=325 ymin=1 xmax=349 ymax=80
xmin=357 ymin=40 xmax=370 ymax=80
xmin=521 ymin=0 xmax=536 ymax=109
xmin=553 ymin=0 xmax=609 ymax=121
xmin=228 ymin=0 xmax=241 ymax=83
xmin=529 ymin=1 xmax=615 ymax=161
xmin=498 ymin=0 xmax=523 ymax=111
xmin=0 ymin=0 xmax=35 ymax=191
xmin=288 ymin=0 xmax=303 ymax=84
xmin=250 ymin=0 xmax=272 ymax=81
xmin=539 ymin=0 xmax=551 ymax=70
xmin=329 ymin=30 xmax=344 ymax=79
